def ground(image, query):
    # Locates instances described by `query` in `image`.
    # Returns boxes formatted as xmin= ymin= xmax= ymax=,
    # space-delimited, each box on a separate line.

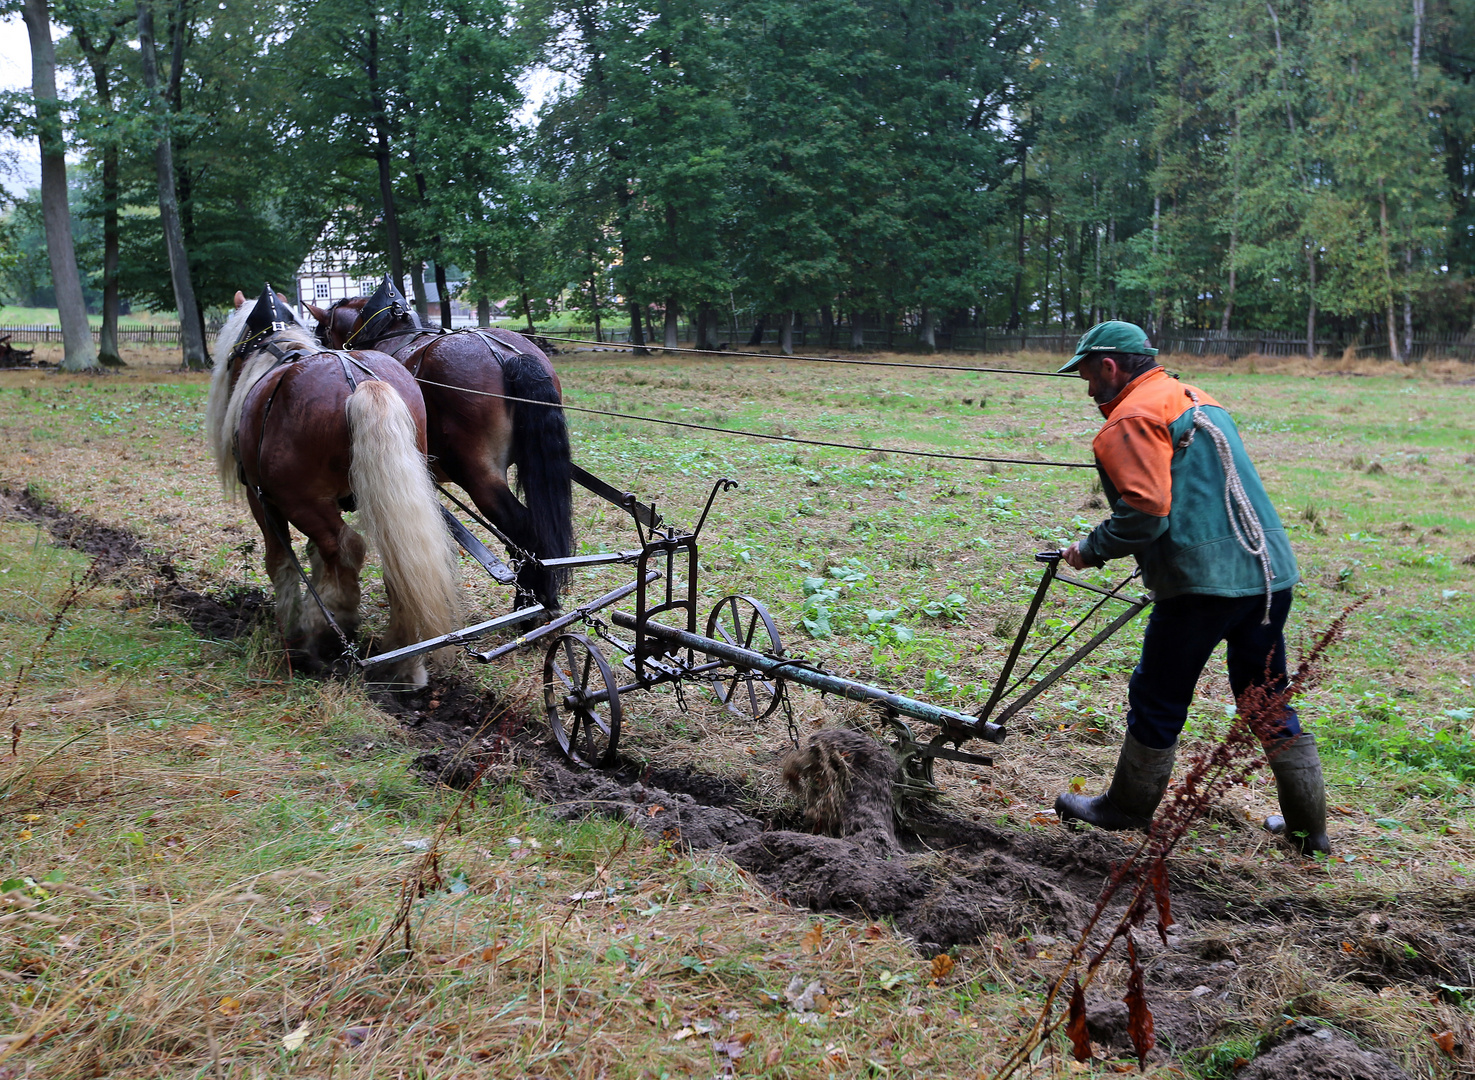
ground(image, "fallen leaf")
xmin=764 ymin=1047 xmax=782 ymax=1066
xmin=217 ymin=996 xmax=242 ymax=1018
xmin=337 ymin=1025 xmax=372 ymax=1048
xmin=647 ymin=805 xmax=664 ymax=817
xmin=800 ymin=924 xmax=824 ymax=954
xmin=282 ymin=1023 xmax=310 ymax=1051
xmin=1031 ymin=812 xmax=1056 ymax=827
xmin=221 ymin=790 xmax=241 ymax=799
xmin=929 ymin=953 xmax=955 ymax=980
xmin=672 ymin=1026 xmax=696 ymax=1041
xmin=1432 ymin=1030 xmax=1457 ymax=1056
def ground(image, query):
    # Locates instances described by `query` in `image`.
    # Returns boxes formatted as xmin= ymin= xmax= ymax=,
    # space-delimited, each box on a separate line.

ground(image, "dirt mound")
xmin=1237 ymin=1021 xmax=1412 ymax=1079
xmin=151 ymin=573 xmax=269 ymax=641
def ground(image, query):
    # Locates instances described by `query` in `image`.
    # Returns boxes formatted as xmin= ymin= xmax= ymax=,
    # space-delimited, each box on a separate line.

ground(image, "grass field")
xmin=0 ymin=341 xmax=1471 ymax=1077
xmin=0 ymin=307 xmax=185 ymax=330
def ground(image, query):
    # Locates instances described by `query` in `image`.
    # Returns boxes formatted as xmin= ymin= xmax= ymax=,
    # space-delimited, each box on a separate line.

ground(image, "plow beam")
xmin=610 ymin=611 xmax=1006 ymax=744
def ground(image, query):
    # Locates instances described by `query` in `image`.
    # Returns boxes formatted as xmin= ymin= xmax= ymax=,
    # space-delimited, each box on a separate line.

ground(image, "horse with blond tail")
xmin=206 ymin=285 xmax=462 ymax=687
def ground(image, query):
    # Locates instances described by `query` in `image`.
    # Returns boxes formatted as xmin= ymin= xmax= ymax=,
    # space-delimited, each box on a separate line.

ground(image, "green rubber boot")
xmin=1055 ymin=731 xmax=1176 ymax=831
xmin=1263 ymin=734 xmax=1331 ymax=857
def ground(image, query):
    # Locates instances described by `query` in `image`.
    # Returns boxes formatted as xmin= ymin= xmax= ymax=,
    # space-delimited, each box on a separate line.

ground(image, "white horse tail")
xmin=345 ymin=380 xmax=462 ymax=662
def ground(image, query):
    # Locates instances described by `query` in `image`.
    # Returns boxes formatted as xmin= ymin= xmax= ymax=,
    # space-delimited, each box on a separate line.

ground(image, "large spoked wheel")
xmin=544 ymin=633 xmax=622 ymax=768
xmin=706 ymin=595 xmax=784 ymax=721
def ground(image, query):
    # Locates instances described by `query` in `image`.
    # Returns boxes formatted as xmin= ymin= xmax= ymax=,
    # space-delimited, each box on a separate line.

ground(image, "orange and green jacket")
xmin=1077 ymin=367 xmax=1298 ymax=600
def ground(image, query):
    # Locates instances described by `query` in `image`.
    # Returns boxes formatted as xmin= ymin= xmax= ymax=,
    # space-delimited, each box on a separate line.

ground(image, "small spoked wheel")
xmin=706 ymin=595 xmax=784 ymax=720
xmin=544 ymin=633 xmax=622 ymax=768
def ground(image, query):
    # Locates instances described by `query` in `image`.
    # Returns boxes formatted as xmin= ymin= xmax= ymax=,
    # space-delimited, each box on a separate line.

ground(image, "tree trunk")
xmin=1377 ymin=189 xmax=1402 ymax=362
xmin=1008 ymin=141 xmax=1026 ymax=331
xmin=1305 ymin=244 xmax=1317 ymax=359
xmin=24 ymin=0 xmax=97 ymax=372
xmin=434 ymin=259 xmax=452 ymax=330
xmin=747 ymin=316 xmax=765 ymax=347
xmin=919 ymin=308 xmax=936 ymax=350
xmin=367 ymin=26 xmax=404 ymax=296
xmin=136 ymin=0 xmax=205 ymax=369
xmin=779 ymin=312 xmax=794 ymax=355
xmin=629 ymin=298 xmax=646 ymax=354
xmin=74 ymin=21 xmax=121 ymax=366
xmin=522 ymin=285 xmax=535 ymax=333
xmin=1402 ymin=245 xmax=1414 ymax=360
xmin=408 ymin=260 xmax=429 ymax=323
xmin=588 ymin=255 xmax=602 ymax=343
xmin=663 ymin=297 xmax=679 ymax=350
xmin=473 ymin=248 xmax=490 ymax=327
xmin=820 ymin=304 xmax=834 ymax=348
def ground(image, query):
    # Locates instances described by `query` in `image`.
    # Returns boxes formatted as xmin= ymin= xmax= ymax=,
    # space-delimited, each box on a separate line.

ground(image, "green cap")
xmin=1057 ymin=321 xmax=1158 ymax=374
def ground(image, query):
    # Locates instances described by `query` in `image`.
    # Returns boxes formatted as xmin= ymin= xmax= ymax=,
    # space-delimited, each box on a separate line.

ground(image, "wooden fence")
xmin=0 ymin=324 xmax=221 ymax=346
xmin=7 ymin=320 xmax=1472 ymax=361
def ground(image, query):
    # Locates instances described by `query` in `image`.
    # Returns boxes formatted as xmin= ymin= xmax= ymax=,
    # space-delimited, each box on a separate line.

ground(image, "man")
xmin=1052 ymin=321 xmax=1330 ymax=856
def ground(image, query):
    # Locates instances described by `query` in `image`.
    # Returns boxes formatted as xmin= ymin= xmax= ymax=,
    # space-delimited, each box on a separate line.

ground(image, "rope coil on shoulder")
xmin=1177 ymin=389 xmax=1275 ymax=623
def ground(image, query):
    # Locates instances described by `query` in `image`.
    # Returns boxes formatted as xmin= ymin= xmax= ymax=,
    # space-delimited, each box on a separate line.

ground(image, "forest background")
xmin=2 ymin=0 xmax=1474 ymax=366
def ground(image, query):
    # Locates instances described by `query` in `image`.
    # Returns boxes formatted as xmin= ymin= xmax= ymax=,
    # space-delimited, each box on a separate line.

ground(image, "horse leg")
xmin=245 ymin=491 xmax=315 ymax=671
xmin=290 ymin=503 xmax=366 ymax=670
xmin=305 ymin=523 xmax=367 ymax=662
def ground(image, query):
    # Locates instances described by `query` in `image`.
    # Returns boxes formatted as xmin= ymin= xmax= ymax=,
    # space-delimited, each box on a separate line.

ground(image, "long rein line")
xmin=411 ymin=376 xmax=1095 ymax=470
xmin=538 ymin=335 xmax=1075 ymax=379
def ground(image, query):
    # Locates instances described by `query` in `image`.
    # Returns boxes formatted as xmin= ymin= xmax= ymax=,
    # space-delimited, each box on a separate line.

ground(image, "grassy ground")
xmin=0 ymin=308 xmax=184 ymax=329
xmin=0 ymin=342 xmax=1471 ymax=1077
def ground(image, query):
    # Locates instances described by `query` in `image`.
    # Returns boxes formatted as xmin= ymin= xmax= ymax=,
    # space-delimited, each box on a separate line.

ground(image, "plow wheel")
xmin=544 ymin=633 xmax=622 ymax=767
xmin=706 ymin=595 xmax=784 ymax=720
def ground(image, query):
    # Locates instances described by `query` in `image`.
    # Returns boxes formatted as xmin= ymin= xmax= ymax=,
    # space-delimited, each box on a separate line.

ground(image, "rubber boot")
xmin=1055 ymin=731 xmax=1176 ymax=831
xmin=1263 ymin=734 xmax=1331 ymax=857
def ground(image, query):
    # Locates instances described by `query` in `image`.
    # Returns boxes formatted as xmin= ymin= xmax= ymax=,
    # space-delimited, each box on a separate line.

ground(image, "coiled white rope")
xmin=1177 ymin=390 xmax=1275 ymax=623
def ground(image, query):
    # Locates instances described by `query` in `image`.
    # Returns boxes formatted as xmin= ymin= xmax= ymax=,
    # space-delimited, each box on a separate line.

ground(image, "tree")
xmin=20 ymin=0 xmax=97 ymax=371
xmin=135 ymin=0 xmax=206 ymax=368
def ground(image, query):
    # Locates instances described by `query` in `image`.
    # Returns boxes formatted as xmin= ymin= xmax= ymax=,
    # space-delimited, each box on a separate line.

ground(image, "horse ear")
xmin=234 ymin=290 xmax=246 ymax=309
xmin=276 ymin=291 xmax=291 ymax=304
xmin=304 ymin=302 xmax=328 ymax=323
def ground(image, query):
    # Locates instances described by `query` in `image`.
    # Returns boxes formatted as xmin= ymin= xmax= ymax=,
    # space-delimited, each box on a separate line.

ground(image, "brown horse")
xmin=308 ymin=280 xmax=572 ymax=612
xmin=207 ymin=286 xmax=462 ymax=687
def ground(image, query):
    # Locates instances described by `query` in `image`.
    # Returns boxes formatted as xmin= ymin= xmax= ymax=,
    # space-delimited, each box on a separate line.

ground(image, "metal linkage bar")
xmin=360 ymin=605 xmax=546 ymax=669
xmin=439 ymin=505 xmax=518 ymax=585
xmin=990 ymin=596 xmax=1152 ymax=727
xmin=472 ymin=571 xmax=661 ymax=663
xmin=540 ymin=550 xmax=644 ymax=570
xmin=611 ymin=610 xmax=1006 ymax=744
xmin=571 ymin=464 xmax=663 ymax=530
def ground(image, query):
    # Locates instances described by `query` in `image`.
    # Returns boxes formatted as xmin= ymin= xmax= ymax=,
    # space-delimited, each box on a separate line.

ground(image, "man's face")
xmin=1078 ymin=356 xmax=1122 ymax=404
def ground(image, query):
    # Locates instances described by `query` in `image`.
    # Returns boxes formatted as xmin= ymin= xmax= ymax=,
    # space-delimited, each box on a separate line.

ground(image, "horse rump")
xmin=345 ymin=380 xmax=461 ymax=681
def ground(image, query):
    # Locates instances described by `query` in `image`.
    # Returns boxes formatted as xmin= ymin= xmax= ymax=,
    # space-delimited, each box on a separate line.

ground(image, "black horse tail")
xmin=502 ymin=353 xmax=574 ymax=601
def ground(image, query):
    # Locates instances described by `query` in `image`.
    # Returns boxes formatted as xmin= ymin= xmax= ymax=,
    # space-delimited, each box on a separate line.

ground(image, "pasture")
xmin=0 ymin=342 xmax=1472 ymax=1078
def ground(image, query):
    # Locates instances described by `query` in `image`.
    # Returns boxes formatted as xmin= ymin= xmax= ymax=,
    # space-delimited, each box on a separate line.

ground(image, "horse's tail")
xmin=346 ymin=380 xmax=462 ymax=647
xmin=502 ymin=353 xmax=574 ymax=586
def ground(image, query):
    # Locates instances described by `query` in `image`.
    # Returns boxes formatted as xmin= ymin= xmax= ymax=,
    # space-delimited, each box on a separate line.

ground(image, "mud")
xmin=1236 ymin=1020 xmax=1412 ymax=1079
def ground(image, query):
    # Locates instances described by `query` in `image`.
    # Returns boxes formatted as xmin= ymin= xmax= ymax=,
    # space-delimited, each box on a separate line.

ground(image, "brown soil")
xmin=1236 ymin=1020 xmax=1414 ymax=1079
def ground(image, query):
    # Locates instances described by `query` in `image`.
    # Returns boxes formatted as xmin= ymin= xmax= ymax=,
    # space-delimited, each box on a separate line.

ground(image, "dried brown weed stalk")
xmin=992 ymin=602 xmax=1361 ymax=1076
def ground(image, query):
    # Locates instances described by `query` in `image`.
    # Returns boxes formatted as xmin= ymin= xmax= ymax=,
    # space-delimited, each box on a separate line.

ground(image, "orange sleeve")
xmin=1092 ymin=414 xmax=1174 ymax=516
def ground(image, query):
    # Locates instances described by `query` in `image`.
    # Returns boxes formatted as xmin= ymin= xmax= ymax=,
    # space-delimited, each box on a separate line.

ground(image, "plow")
xmin=359 ymin=466 xmax=1152 ymax=786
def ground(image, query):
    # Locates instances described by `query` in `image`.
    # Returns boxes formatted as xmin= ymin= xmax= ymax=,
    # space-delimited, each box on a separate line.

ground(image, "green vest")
xmin=1087 ymin=404 xmax=1299 ymax=600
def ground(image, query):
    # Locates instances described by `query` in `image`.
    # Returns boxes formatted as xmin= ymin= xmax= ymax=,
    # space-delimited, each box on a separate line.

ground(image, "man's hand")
xmin=1062 ymin=541 xmax=1090 ymax=571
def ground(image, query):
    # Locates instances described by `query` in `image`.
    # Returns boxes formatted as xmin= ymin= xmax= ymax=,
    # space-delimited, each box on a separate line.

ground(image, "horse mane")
xmin=205 ymin=304 xmax=322 ymax=500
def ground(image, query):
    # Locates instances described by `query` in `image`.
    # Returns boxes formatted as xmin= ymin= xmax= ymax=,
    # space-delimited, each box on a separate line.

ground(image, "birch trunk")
xmin=367 ymin=26 xmax=404 ymax=296
xmin=1378 ymin=190 xmax=1402 ymax=362
xmin=779 ymin=311 xmax=794 ymax=355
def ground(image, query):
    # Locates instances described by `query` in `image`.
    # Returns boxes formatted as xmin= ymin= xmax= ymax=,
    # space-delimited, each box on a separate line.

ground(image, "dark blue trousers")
xmin=1126 ymin=588 xmax=1301 ymax=750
